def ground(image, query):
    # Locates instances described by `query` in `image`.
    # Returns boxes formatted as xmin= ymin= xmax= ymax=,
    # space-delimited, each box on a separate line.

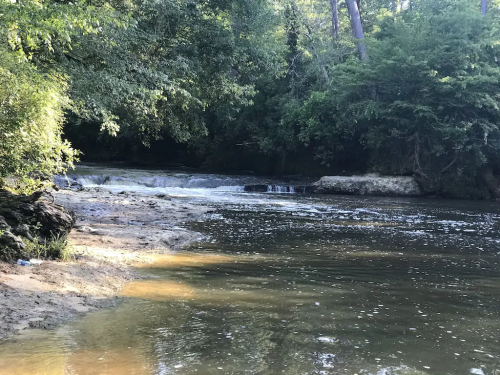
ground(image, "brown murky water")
xmin=1 ymin=189 xmax=500 ymax=375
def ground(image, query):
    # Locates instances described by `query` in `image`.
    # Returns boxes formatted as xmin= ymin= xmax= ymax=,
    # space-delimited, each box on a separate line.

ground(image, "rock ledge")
xmin=313 ymin=175 xmax=421 ymax=197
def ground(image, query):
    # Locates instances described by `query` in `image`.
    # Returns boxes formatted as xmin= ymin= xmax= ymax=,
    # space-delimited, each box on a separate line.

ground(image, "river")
xmin=0 ymin=166 xmax=499 ymax=375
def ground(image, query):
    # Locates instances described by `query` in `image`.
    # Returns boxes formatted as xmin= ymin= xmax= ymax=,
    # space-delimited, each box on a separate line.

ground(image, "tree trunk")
xmin=356 ymin=0 xmax=363 ymax=24
xmin=390 ymin=1 xmax=397 ymax=15
xmin=482 ymin=0 xmax=488 ymax=15
xmin=291 ymin=1 xmax=330 ymax=84
xmin=330 ymin=0 xmax=339 ymax=38
xmin=346 ymin=0 xmax=368 ymax=60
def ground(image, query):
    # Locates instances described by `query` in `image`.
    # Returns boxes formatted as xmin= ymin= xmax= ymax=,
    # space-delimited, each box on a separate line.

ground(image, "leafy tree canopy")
xmin=2 ymin=0 xmax=500 ymax=198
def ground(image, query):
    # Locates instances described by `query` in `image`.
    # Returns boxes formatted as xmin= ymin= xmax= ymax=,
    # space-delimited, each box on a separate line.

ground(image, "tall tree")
xmin=346 ymin=0 xmax=368 ymax=60
xmin=482 ymin=0 xmax=488 ymax=15
xmin=330 ymin=0 xmax=339 ymax=38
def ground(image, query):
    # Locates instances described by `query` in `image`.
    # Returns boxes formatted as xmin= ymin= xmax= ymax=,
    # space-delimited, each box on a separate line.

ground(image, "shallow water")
xmin=1 ymin=168 xmax=500 ymax=375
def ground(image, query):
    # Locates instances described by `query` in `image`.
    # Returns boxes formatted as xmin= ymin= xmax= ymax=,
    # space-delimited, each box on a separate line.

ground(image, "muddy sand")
xmin=0 ymin=187 xmax=209 ymax=340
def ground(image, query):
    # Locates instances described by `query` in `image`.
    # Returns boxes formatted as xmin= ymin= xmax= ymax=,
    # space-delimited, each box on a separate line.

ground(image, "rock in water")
xmin=0 ymin=189 xmax=75 ymax=261
xmin=313 ymin=175 xmax=421 ymax=197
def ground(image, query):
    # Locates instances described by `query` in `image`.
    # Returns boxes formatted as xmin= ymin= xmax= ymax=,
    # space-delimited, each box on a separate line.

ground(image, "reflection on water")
xmin=65 ymin=348 xmax=151 ymax=375
xmin=1 ymin=191 xmax=500 ymax=375
xmin=0 ymin=332 xmax=65 ymax=375
xmin=121 ymin=280 xmax=195 ymax=300
xmin=136 ymin=253 xmax=240 ymax=269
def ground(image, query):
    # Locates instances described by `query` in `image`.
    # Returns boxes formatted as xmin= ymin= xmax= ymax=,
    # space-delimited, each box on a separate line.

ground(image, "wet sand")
xmin=0 ymin=187 xmax=209 ymax=340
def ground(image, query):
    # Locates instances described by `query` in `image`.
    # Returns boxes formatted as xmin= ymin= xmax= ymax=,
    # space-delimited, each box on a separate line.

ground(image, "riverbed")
xmin=0 ymin=166 xmax=499 ymax=375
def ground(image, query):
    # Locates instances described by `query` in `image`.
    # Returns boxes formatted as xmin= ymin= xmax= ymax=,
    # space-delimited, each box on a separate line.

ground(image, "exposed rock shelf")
xmin=313 ymin=175 xmax=421 ymax=197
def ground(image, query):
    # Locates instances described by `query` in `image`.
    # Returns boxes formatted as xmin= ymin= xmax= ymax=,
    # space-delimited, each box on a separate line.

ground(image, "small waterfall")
xmin=59 ymin=167 xmax=314 ymax=195
xmin=71 ymin=174 xmax=249 ymax=189
xmin=267 ymin=185 xmax=295 ymax=193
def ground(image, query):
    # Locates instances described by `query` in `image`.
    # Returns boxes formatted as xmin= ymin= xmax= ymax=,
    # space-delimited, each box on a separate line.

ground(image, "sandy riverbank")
xmin=0 ymin=187 xmax=209 ymax=340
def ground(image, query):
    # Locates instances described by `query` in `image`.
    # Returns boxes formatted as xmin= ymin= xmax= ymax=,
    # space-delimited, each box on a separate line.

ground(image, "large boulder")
xmin=313 ymin=174 xmax=422 ymax=197
xmin=0 ymin=189 xmax=75 ymax=261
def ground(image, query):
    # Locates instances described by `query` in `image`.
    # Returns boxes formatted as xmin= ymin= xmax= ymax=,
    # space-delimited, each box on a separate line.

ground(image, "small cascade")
xmin=58 ymin=166 xmax=314 ymax=196
xmin=70 ymin=174 xmax=255 ymax=190
xmin=244 ymin=184 xmax=314 ymax=193
xmin=267 ymin=185 xmax=295 ymax=193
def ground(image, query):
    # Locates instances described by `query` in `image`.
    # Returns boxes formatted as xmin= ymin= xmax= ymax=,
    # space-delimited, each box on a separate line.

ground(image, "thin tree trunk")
xmin=390 ymin=1 xmax=397 ymax=16
xmin=356 ymin=0 xmax=364 ymax=25
xmin=482 ymin=0 xmax=488 ymax=15
xmin=346 ymin=0 xmax=368 ymax=60
xmin=330 ymin=0 xmax=339 ymax=38
xmin=291 ymin=2 xmax=330 ymax=84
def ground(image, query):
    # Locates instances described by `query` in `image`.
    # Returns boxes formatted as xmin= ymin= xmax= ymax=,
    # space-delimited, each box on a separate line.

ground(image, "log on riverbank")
xmin=0 ymin=189 xmax=75 ymax=261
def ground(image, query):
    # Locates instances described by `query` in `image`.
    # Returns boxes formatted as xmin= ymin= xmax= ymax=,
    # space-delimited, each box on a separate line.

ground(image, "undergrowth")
xmin=24 ymin=235 xmax=73 ymax=261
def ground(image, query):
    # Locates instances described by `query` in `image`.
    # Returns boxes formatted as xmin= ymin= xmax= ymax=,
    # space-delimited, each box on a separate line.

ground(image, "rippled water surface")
xmin=1 ymin=167 xmax=500 ymax=375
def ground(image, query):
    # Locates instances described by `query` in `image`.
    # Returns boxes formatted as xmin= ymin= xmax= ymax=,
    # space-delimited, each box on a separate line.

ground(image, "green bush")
xmin=0 ymin=48 xmax=78 ymax=193
xmin=298 ymin=1 xmax=500 ymax=197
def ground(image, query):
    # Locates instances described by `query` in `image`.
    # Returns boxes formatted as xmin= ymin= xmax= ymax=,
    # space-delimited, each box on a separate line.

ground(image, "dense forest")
xmin=1 ymin=0 xmax=500 ymax=198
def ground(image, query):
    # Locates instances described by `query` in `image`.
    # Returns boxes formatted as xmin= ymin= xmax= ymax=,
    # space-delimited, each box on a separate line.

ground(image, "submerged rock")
xmin=313 ymin=174 xmax=421 ymax=197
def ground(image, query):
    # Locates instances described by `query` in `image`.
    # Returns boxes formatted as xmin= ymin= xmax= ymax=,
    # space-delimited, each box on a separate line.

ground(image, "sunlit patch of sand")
xmin=2 ymin=274 xmax=56 ymax=294
xmin=65 ymin=349 xmax=150 ymax=375
xmin=68 ymin=242 xmax=154 ymax=265
xmin=136 ymin=252 xmax=240 ymax=268
xmin=121 ymin=280 xmax=195 ymax=300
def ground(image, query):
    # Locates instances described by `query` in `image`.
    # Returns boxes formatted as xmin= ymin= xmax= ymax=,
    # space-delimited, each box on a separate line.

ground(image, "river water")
xmin=1 ymin=166 xmax=499 ymax=375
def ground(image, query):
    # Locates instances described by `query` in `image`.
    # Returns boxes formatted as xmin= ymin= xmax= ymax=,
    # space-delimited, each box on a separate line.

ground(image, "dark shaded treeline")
xmin=66 ymin=0 xmax=500 ymax=199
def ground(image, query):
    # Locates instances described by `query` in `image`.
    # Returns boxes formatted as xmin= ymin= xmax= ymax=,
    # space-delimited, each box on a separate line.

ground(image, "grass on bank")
xmin=24 ymin=235 xmax=73 ymax=261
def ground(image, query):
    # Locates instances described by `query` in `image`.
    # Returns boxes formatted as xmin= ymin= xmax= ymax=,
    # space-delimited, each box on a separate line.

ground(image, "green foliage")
xmin=299 ymin=0 xmax=500 ymax=196
xmin=0 ymin=48 xmax=77 ymax=192
xmin=0 ymin=0 xmax=123 ymax=192
xmin=63 ymin=0 xmax=280 ymax=144
xmin=0 ymin=0 xmax=128 ymax=60
xmin=3 ymin=0 xmax=500 ymax=198
xmin=24 ymin=235 xmax=72 ymax=261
